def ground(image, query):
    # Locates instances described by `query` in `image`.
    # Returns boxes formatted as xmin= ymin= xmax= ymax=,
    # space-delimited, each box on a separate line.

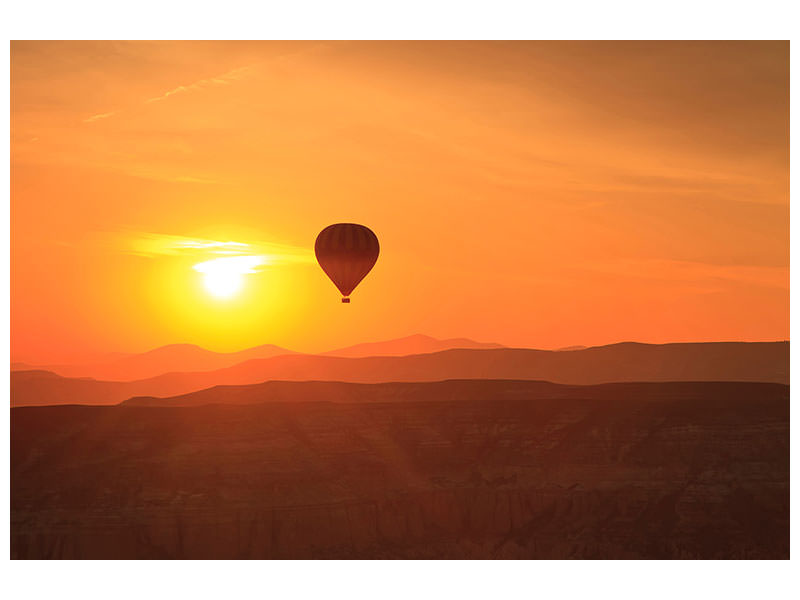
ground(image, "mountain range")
xmin=11 ymin=343 xmax=294 ymax=381
xmin=10 ymin=334 xmax=502 ymax=381
xmin=323 ymin=334 xmax=504 ymax=357
xmin=123 ymin=378 xmax=787 ymax=408
xmin=10 ymin=340 xmax=789 ymax=407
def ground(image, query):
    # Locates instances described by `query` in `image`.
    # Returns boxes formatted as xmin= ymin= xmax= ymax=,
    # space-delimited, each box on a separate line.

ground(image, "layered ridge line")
xmin=10 ymin=341 xmax=789 ymax=407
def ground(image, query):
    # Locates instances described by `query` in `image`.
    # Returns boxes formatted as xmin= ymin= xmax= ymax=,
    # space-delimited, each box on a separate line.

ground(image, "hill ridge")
xmin=10 ymin=341 xmax=789 ymax=407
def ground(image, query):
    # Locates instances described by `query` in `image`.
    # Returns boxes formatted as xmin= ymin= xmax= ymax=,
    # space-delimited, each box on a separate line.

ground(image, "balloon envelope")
xmin=315 ymin=223 xmax=379 ymax=302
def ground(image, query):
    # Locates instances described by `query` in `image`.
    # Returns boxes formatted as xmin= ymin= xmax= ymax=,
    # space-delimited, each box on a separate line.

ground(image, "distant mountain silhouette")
xmin=325 ymin=334 xmax=504 ymax=357
xmin=10 ymin=341 xmax=788 ymax=407
xmin=10 ymin=335 xmax=503 ymax=379
xmin=12 ymin=343 xmax=294 ymax=381
xmin=10 ymin=370 xmax=141 ymax=406
xmin=123 ymin=378 xmax=787 ymax=408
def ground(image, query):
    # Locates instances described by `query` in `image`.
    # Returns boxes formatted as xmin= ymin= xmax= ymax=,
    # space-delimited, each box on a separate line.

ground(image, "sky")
xmin=10 ymin=41 xmax=789 ymax=362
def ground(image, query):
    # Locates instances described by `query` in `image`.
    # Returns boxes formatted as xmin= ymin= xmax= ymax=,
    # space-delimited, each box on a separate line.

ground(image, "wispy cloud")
xmin=123 ymin=232 xmax=314 ymax=265
xmin=117 ymin=168 xmax=224 ymax=185
xmin=81 ymin=65 xmax=253 ymax=127
xmin=584 ymin=258 xmax=789 ymax=290
xmin=145 ymin=66 xmax=252 ymax=104
xmin=83 ymin=110 xmax=118 ymax=123
xmin=171 ymin=176 xmax=220 ymax=184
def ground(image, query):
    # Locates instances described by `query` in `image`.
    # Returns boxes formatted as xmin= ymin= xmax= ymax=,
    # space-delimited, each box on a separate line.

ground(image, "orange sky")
xmin=10 ymin=41 xmax=789 ymax=363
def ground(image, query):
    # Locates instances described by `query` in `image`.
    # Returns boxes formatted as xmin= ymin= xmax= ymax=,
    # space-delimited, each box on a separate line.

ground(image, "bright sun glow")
xmin=193 ymin=255 xmax=266 ymax=299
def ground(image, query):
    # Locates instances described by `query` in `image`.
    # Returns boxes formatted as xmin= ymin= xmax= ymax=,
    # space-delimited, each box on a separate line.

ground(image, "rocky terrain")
xmin=11 ymin=379 xmax=788 ymax=559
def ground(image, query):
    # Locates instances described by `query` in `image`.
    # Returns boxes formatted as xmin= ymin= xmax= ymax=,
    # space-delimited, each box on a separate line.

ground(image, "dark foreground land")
xmin=11 ymin=380 xmax=789 ymax=559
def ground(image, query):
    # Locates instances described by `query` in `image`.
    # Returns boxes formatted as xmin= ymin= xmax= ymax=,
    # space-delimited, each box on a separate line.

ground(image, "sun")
xmin=193 ymin=256 xmax=265 ymax=299
xmin=202 ymin=269 xmax=242 ymax=298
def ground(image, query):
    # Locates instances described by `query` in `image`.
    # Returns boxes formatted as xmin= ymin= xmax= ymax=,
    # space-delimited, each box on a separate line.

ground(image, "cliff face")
xmin=11 ymin=381 xmax=789 ymax=559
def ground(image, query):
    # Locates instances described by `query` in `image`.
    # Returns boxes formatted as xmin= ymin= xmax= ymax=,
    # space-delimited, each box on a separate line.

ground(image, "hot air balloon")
xmin=315 ymin=223 xmax=379 ymax=303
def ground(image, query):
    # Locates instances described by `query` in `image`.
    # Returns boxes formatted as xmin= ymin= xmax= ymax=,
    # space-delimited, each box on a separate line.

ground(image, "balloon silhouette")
xmin=315 ymin=223 xmax=379 ymax=303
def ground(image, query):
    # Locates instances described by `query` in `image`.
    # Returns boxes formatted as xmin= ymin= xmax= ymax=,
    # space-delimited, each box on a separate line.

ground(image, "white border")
xmin=0 ymin=1 xmax=797 ymax=39
xmin=3 ymin=2 xmax=797 ymax=599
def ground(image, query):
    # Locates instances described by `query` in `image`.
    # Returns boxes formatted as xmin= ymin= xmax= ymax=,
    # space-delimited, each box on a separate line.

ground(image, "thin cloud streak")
xmin=583 ymin=258 xmax=789 ymax=290
xmin=145 ymin=65 xmax=252 ymax=103
xmin=123 ymin=232 xmax=314 ymax=265
xmin=83 ymin=111 xmax=118 ymax=123
xmin=80 ymin=65 xmax=253 ymax=126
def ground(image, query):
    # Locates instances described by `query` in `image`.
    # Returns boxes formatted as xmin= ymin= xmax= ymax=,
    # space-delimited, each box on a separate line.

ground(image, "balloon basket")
xmin=342 ymin=297 xmax=350 ymax=303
